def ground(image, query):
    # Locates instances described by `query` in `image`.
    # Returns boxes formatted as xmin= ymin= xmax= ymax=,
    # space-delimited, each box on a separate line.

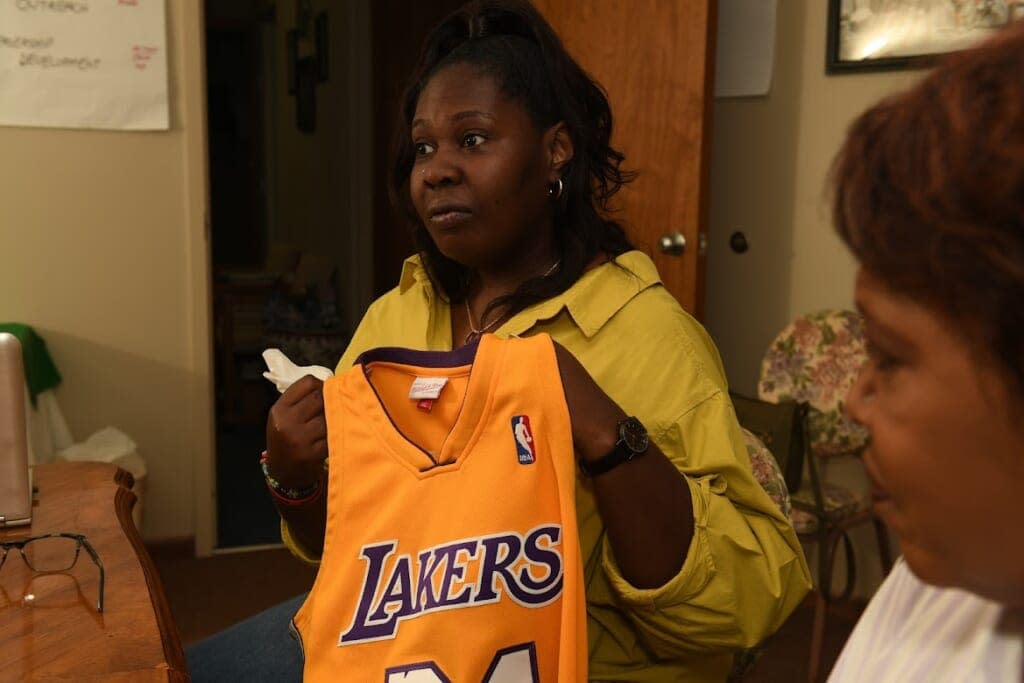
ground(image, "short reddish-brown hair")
xmin=831 ymin=22 xmax=1024 ymax=394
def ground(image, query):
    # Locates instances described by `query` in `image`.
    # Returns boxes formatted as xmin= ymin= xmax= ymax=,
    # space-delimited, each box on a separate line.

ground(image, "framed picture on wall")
xmin=827 ymin=0 xmax=1024 ymax=74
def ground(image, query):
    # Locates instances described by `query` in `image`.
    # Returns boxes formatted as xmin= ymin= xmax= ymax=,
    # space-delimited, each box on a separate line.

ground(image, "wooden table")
xmin=0 ymin=462 xmax=188 ymax=681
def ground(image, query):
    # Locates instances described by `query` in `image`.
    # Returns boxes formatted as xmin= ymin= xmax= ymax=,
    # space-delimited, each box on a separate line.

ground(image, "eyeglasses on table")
xmin=0 ymin=532 xmax=105 ymax=613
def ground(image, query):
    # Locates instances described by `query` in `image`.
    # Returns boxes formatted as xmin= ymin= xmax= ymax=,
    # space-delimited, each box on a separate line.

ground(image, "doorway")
xmin=206 ymin=0 xmax=288 ymax=548
xmin=204 ymin=0 xmax=461 ymax=549
xmin=206 ymin=0 xmax=360 ymax=548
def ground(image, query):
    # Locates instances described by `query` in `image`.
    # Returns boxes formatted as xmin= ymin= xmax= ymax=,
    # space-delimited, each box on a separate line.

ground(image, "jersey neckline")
xmin=354 ymin=335 xmax=500 ymax=473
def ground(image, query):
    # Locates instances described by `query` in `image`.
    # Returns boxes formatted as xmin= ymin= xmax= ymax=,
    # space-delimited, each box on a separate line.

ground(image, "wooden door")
xmin=533 ymin=1 xmax=717 ymax=317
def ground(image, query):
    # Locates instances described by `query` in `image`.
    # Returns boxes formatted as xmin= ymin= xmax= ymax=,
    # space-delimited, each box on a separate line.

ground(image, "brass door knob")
xmin=658 ymin=232 xmax=687 ymax=256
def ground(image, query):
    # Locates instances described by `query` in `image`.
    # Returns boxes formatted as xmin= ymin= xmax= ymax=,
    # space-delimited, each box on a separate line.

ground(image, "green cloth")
xmin=0 ymin=323 xmax=61 ymax=407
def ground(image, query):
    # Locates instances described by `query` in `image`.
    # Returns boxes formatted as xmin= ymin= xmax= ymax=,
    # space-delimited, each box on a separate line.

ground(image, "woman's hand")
xmin=551 ymin=343 xmax=624 ymax=465
xmin=265 ymin=375 xmax=328 ymax=489
xmin=266 ymin=375 xmax=330 ymax=556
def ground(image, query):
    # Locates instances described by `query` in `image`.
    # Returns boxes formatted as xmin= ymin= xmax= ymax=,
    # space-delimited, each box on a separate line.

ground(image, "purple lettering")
xmin=433 ymin=540 xmax=478 ymax=608
xmin=339 ymin=527 xmax=564 ymax=645
xmin=339 ymin=541 xmax=401 ymax=644
xmin=414 ymin=548 xmax=441 ymax=611
xmin=518 ymin=526 xmax=563 ymax=603
xmin=474 ymin=534 xmax=522 ymax=602
xmin=369 ymin=555 xmax=414 ymax=623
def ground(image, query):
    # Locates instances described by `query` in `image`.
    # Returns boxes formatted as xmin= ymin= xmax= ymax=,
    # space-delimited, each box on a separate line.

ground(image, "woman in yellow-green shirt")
xmin=297 ymin=252 xmax=811 ymax=680
xmin=188 ymin=1 xmax=810 ymax=681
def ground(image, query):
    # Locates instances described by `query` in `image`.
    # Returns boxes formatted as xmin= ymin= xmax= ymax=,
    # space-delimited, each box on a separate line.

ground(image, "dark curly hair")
xmin=388 ymin=0 xmax=636 ymax=318
xmin=831 ymin=22 xmax=1024 ymax=396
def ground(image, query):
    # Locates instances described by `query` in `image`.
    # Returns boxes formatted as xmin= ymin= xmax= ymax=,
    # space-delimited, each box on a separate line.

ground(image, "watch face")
xmin=619 ymin=417 xmax=649 ymax=453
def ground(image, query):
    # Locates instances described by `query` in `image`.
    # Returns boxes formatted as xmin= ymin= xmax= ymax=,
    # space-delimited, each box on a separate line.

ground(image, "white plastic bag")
xmin=57 ymin=426 xmax=147 ymax=529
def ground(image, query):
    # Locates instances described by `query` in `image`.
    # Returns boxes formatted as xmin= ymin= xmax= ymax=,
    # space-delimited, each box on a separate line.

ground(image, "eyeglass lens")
xmin=22 ymin=536 xmax=81 ymax=572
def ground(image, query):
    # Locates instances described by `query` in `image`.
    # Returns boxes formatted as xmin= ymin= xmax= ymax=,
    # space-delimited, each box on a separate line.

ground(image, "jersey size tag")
xmin=511 ymin=415 xmax=536 ymax=465
xmin=409 ymin=376 xmax=448 ymax=400
xmin=416 ymin=398 xmax=435 ymax=413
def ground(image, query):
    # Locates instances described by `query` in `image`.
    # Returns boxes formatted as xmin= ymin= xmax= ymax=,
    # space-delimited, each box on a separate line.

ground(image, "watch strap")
xmin=578 ymin=441 xmax=636 ymax=477
xmin=578 ymin=416 xmax=649 ymax=477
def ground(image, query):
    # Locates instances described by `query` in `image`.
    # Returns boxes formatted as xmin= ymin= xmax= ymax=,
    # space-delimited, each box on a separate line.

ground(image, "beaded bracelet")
xmin=259 ymin=451 xmax=323 ymax=507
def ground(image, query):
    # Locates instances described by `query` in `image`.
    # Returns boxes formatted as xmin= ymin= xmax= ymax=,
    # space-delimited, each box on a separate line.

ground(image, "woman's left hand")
xmin=551 ymin=342 xmax=625 ymax=466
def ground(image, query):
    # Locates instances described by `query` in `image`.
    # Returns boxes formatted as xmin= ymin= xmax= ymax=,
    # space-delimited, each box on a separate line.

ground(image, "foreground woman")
xmin=828 ymin=22 xmax=1024 ymax=682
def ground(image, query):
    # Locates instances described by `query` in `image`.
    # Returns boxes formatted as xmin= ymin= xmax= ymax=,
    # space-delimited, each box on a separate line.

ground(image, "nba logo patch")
xmin=511 ymin=415 xmax=536 ymax=465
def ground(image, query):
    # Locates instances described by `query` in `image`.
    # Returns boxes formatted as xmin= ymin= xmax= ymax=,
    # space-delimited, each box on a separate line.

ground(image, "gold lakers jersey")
xmin=293 ymin=333 xmax=587 ymax=682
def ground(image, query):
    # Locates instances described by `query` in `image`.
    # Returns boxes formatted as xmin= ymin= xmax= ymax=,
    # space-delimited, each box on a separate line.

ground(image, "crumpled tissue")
xmin=261 ymin=348 xmax=334 ymax=394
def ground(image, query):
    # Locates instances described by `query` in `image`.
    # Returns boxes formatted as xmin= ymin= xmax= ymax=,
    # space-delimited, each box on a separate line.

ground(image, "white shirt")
xmin=829 ymin=559 xmax=1023 ymax=682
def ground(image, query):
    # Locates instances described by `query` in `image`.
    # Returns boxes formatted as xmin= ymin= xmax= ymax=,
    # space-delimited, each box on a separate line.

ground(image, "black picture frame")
xmin=826 ymin=0 xmax=1021 ymax=75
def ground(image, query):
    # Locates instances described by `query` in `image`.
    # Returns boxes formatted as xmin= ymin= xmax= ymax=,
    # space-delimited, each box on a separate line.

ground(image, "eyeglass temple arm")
xmin=78 ymin=537 xmax=105 ymax=613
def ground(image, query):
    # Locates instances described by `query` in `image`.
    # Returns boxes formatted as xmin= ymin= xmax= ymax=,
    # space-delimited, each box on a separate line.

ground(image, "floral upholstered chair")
xmin=758 ymin=309 xmax=893 ymax=683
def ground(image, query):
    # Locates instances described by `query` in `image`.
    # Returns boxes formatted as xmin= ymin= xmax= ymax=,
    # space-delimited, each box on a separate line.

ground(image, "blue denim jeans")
xmin=186 ymin=593 xmax=306 ymax=682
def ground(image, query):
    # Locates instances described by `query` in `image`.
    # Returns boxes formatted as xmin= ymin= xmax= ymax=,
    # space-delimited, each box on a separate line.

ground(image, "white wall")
xmin=705 ymin=0 xmax=921 ymax=596
xmin=0 ymin=2 xmax=211 ymax=544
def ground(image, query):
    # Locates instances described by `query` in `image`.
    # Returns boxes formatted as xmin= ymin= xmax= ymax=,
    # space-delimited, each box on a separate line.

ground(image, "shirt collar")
xmin=398 ymin=254 xmax=431 ymax=294
xmin=398 ymin=251 xmax=662 ymax=338
xmin=507 ymin=251 xmax=661 ymax=338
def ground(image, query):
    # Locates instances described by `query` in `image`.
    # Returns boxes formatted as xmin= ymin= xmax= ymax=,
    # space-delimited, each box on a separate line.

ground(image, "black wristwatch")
xmin=578 ymin=416 xmax=649 ymax=477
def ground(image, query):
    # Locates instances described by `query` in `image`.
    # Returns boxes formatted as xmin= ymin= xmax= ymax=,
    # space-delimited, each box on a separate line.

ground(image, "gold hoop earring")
xmin=548 ymin=178 xmax=564 ymax=200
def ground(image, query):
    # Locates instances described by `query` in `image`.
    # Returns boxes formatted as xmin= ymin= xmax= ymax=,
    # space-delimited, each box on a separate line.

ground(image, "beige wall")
xmin=706 ymin=0 xmax=921 ymax=393
xmin=0 ymin=2 xmax=211 ymax=543
xmin=0 ymin=0 xmax=372 ymax=549
xmin=705 ymin=0 xmax=921 ymax=596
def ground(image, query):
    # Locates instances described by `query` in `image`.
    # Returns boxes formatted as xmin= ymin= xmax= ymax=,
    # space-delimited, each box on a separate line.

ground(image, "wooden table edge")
xmin=113 ymin=467 xmax=190 ymax=681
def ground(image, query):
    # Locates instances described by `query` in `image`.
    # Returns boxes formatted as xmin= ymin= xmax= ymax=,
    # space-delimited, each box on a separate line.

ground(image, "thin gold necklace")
xmin=463 ymin=260 xmax=561 ymax=344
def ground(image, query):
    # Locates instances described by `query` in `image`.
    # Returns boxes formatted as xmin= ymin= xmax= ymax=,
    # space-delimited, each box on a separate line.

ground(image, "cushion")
xmin=789 ymin=483 xmax=868 ymax=534
xmin=739 ymin=427 xmax=792 ymax=521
